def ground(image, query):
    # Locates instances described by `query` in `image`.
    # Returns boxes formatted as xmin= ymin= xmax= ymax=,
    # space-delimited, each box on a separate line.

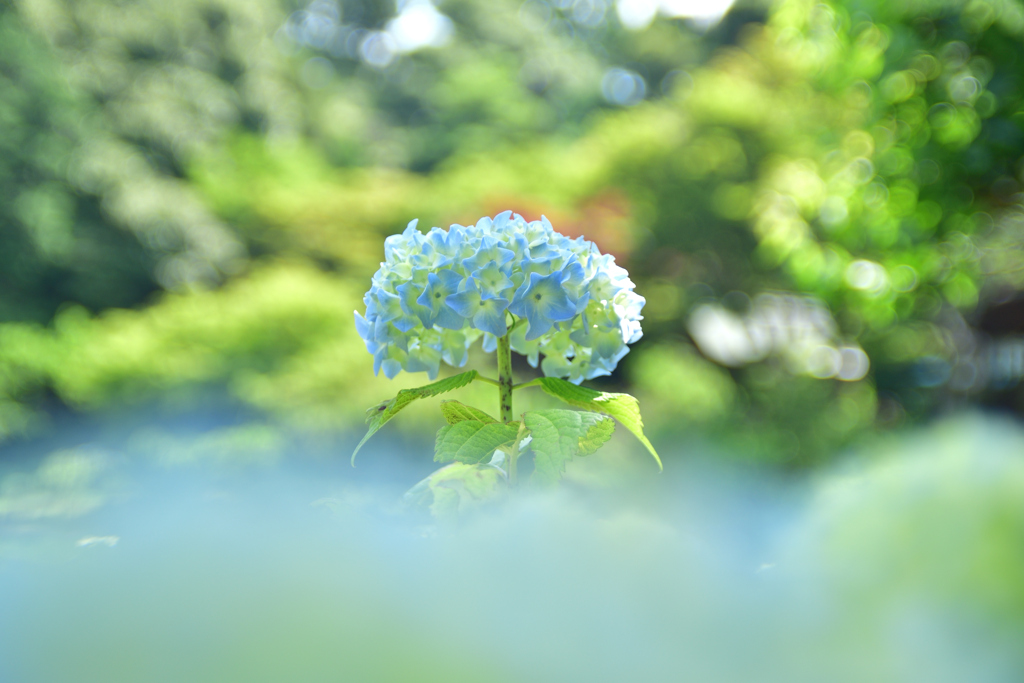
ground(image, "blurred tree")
xmin=4 ymin=0 xmax=1024 ymax=466
xmin=0 ymin=11 xmax=157 ymax=321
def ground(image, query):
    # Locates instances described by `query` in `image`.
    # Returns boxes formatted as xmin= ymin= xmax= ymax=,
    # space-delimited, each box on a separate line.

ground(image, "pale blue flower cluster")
xmin=355 ymin=211 xmax=644 ymax=383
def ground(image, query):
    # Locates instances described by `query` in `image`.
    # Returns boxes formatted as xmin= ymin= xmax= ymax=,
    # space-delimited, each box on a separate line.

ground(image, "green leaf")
xmin=439 ymin=400 xmax=498 ymax=425
xmin=351 ymin=370 xmax=478 ymax=464
xmin=403 ymin=462 xmax=505 ymax=518
xmin=524 ymin=409 xmax=613 ymax=484
xmin=535 ymin=377 xmax=662 ymax=470
xmin=578 ymin=414 xmax=616 ymax=456
xmin=434 ymin=420 xmax=521 ymax=464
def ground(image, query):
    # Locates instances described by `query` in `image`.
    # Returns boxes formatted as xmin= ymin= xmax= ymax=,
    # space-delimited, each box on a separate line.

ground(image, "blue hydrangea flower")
xmin=508 ymin=271 xmax=577 ymax=340
xmin=355 ymin=212 xmax=646 ymax=383
xmin=415 ymin=269 xmax=465 ymax=330
xmin=446 ymin=278 xmax=510 ymax=338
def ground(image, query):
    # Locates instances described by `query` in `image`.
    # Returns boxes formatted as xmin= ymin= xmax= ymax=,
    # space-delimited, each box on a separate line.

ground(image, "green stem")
xmin=496 ymin=332 xmax=514 ymax=424
xmin=512 ymin=378 xmax=541 ymax=391
xmin=473 ymin=375 xmax=501 ymax=387
xmin=506 ymin=421 xmax=528 ymax=487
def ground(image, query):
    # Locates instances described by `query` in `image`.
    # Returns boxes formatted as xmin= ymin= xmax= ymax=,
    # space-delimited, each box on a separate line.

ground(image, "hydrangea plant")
xmin=354 ymin=211 xmax=660 ymax=514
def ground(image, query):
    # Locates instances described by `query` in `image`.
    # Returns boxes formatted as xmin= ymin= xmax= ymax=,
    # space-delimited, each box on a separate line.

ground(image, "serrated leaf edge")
xmin=536 ymin=377 xmax=663 ymax=471
xmin=351 ymin=370 xmax=478 ymax=465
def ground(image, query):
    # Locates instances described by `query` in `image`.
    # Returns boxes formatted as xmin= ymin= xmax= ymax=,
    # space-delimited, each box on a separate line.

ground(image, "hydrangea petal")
xmin=446 ymin=285 xmax=482 ymax=319
xmin=509 ymin=271 xmax=577 ymax=341
xmin=397 ymin=281 xmax=434 ymax=328
xmin=416 ymin=270 xmax=465 ymax=330
xmin=441 ymin=330 xmax=469 ymax=367
xmin=472 ymin=261 xmax=515 ymax=299
xmin=474 ymin=297 xmax=510 ymax=337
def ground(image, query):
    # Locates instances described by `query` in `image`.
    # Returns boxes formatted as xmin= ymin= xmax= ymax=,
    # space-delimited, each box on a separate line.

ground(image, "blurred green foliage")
xmin=4 ymin=0 xmax=1024 ymax=465
xmin=5 ymin=415 xmax=1024 ymax=681
xmin=0 ymin=11 xmax=157 ymax=320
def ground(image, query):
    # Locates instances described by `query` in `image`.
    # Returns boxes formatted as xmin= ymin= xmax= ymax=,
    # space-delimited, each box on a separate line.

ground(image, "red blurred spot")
xmin=464 ymin=191 xmax=636 ymax=260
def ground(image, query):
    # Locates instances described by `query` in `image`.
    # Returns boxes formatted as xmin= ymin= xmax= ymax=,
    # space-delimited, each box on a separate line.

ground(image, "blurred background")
xmin=5 ymin=0 xmax=1024 ymax=464
xmin=4 ymin=0 xmax=1024 ymax=679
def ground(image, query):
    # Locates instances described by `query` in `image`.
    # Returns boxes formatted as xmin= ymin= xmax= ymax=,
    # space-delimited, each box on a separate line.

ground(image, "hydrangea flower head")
xmin=355 ymin=212 xmax=645 ymax=383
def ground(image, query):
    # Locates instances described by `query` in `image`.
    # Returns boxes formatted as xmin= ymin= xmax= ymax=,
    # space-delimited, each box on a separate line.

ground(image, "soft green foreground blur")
xmin=2 ymin=415 xmax=1024 ymax=682
xmin=4 ymin=0 xmax=1024 ymax=465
